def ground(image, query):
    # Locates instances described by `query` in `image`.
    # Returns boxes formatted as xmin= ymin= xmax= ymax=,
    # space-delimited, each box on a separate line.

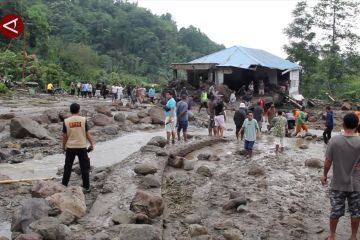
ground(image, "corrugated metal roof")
xmin=189 ymin=46 xmax=301 ymax=70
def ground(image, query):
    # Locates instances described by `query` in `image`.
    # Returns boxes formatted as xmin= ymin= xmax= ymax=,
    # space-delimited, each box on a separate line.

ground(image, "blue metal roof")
xmin=189 ymin=46 xmax=301 ymax=70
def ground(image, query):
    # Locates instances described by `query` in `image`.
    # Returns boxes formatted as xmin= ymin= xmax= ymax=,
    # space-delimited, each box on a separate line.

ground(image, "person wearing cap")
xmin=62 ymin=103 xmax=95 ymax=193
xmin=234 ymin=102 xmax=247 ymax=140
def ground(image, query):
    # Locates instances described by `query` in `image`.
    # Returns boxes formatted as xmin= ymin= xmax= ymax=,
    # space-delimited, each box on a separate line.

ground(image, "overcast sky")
xmin=137 ymin=0 xmax=303 ymax=58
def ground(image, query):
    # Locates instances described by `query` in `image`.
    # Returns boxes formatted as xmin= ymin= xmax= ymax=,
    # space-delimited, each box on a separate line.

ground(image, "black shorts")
xmin=177 ymin=120 xmax=188 ymax=132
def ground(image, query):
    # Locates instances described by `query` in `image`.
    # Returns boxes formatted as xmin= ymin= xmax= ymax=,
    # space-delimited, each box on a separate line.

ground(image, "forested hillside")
xmin=0 ymin=0 xmax=224 ymax=88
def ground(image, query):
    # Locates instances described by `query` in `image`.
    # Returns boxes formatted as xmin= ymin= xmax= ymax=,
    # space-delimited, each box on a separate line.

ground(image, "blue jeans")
xmin=244 ymin=140 xmax=255 ymax=150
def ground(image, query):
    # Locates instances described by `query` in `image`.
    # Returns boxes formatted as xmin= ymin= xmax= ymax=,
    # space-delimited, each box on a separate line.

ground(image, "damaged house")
xmin=171 ymin=46 xmax=302 ymax=100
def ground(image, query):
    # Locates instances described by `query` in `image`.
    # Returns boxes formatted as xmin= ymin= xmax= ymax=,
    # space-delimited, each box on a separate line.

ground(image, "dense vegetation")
xmin=0 ymin=0 xmax=224 ymax=89
xmin=284 ymin=0 xmax=360 ymax=100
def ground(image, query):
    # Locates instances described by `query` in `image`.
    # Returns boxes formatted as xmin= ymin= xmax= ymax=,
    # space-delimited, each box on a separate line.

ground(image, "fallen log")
xmin=0 ymin=176 xmax=60 ymax=184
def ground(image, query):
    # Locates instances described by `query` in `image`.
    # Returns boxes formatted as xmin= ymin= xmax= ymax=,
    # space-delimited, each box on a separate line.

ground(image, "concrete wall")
xmin=215 ymin=69 xmax=224 ymax=85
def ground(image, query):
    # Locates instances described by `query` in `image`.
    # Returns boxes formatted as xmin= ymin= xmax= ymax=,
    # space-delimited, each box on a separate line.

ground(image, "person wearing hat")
xmin=234 ymin=102 xmax=247 ymax=140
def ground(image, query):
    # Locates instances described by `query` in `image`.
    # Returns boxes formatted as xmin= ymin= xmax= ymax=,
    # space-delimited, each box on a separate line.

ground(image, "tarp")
xmin=189 ymin=46 xmax=301 ymax=70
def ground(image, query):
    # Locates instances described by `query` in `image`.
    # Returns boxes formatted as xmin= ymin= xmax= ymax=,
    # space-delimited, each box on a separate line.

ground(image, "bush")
xmin=0 ymin=83 xmax=10 ymax=94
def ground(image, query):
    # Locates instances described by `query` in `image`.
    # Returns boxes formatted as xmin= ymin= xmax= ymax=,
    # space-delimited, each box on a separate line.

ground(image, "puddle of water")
xmin=0 ymin=222 xmax=11 ymax=239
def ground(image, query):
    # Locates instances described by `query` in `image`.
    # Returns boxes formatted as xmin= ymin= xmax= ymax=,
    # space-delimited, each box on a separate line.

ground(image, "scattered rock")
xmin=116 ymin=224 xmax=161 ymax=240
xmin=140 ymin=145 xmax=162 ymax=153
xmin=15 ymin=233 xmax=43 ymax=240
xmin=44 ymin=110 xmax=60 ymax=123
xmin=0 ymin=123 xmax=5 ymax=132
xmin=134 ymin=213 xmax=151 ymax=224
xmin=229 ymin=191 xmax=243 ymax=200
xmin=141 ymin=174 xmax=161 ymax=188
xmin=196 ymin=165 xmax=212 ymax=177
xmin=155 ymin=149 xmax=168 ymax=156
xmin=223 ymin=229 xmax=243 ymax=240
xmin=184 ymin=214 xmax=202 ymax=224
xmin=58 ymin=112 xmax=70 ymax=122
xmin=31 ymin=115 xmax=50 ymax=125
xmin=209 ymin=155 xmax=221 ymax=161
xmin=127 ymin=114 xmax=140 ymax=124
xmin=11 ymin=198 xmax=50 ymax=233
xmin=31 ymin=180 xmax=66 ymax=198
xmin=305 ymin=136 xmax=313 ymax=141
xmin=305 ymin=158 xmax=323 ymax=168
xmin=299 ymin=144 xmax=309 ymax=149
xmin=0 ymin=113 xmax=15 ymax=119
xmin=28 ymin=217 xmax=71 ymax=240
xmin=223 ymin=197 xmax=247 ymax=211
xmin=134 ymin=164 xmax=158 ymax=175
xmin=0 ymin=150 xmax=10 ymax=162
xmin=130 ymin=191 xmax=164 ymax=218
xmin=114 ymin=113 xmax=126 ymax=122
xmin=146 ymin=139 xmax=159 ymax=147
xmin=112 ymin=210 xmax=136 ymax=225
xmin=137 ymin=111 xmax=148 ymax=118
xmin=308 ymin=116 xmax=318 ymax=122
xmin=248 ymin=164 xmax=265 ymax=176
xmin=88 ymin=232 xmax=110 ymax=240
xmin=183 ymin=160 xmax=195 ymax=171
xmin=168 ymin=155 xmax=184 ymax=168
xmin=188 ymin=224 xmax=208 ymax=237
xmin=102 ymin=126 xmax=118 ymax=135
xmin=92 ymin=114 xmax=113 ymax=127
xmin=95 ymin=105 xmax=113 ymax=117
xmin=9 ymin=148 xmax=21 ymax=156
xmin=341 ymin=101 xmax=352 ymax=111
xmin=10 ymin=117 xmax=53 ymax=140
xmin=20 ymin=139 xmax=41 ymax=148
xmin=235 ymin=149 xmax=248 ymax=156
xmin=139 ymin=117 xmax=152 ymax=124
xmin=46 ymin=186 xmax=86 ymax=219
xmin=197 ymin=154 xmax=210 ymax=160
xmin=148 ymin=108 xmax=164 ymax=124
xmin=33 ymin=153 xmax=43 ymax=160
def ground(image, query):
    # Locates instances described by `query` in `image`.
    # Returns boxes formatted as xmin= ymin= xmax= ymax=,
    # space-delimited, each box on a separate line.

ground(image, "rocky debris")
xmin=235 ymin=149 xmax=248 ymax=156
xmin=196 ymin=165 xmax=212 ymax=177
xmin=299 ymin=144 xmax=309 ymax=149
xmin=148 ymin=136 xmax=167 ymax=148
xmin=188 ymin=224 xmax=208 ymax=237
xmin=46 ymin=186 xmax=86 ymax=219
xmin=14 ymin=233 xmax=43 ymax=240
xmin=130 ymin=191 xmax=164 ymax=218
xmin=10 ymin=117 xmax=53 ymax=140
xmin=0 ymin=113 xmax=15 ymax=119
xmin=86 ymin=232 xmax=110 ymax=240
xmin=0 ymin=150 xmax=10 ymax=162
xmin=141 ymin=174 xmax=161 ymax=188
xmin=28 ymin=217 xmax=71 ymax=240
xmin=11 ymin=198 xmax=50 ymax=233
xmin=137 ymin=111 xmax=148 ymax=118
xmin=31 ymin=115 xmax=50 ymax=125
xmin=148 ymin=108 xmax=164 ymax=124
xmin=134 ymin=164 xmax=158 ymax=175
xmin=223 ymin=229 xmax=243 ymax=240
xmin=95 ymin=106 xmax=112 ymax=117
xmin=114 ymin=224 xmax=161 ymax=240
xmin=114 ymin=112 xmax=126 ymax=122
xmin=308 ymin=116 xmax=318 ymax=122
xmin=31 ymin=181 xmax=66 ymax=198
xmin=184 ymin=214 xmax=202 ymax=224
xmin=197 ymin=154 xmax=210 ymax=160
xmin=127 ymin=114 xmax=140 ymax=124
xmin=44 ymin=110 xmax=61 ymax=123
xmin=214 ymin=219 xmax=234 ymax=230
xmin=341 ymin=101 xmax=352 ymax=111
xmin=58 ymin=112 xmax=70 ymax=122
xmin=139 ymin=117 xmax=152 ymax=124
xmin=183 ymin=160 xmax=195 ymax=171
xmin=248 ymin=164 xmax=265 ymax=176
xmin=134 ymin=213 xmax=151 ymax=224
xmin=140 ymin=145 xmax=162 ymax=153
xmin=305 ymin=136 xmax=314 ymax=141
xmin=92 ymin=114 xmax=113 ymax=127
xmin=112 ymin=210 xmax=136 ymax=225
xmin=209 ymin=155 xmax=221 ymax=161
xmin=223 ymin=198 xmax=247 ymax=211
xmin=168 ymin=155 xmax=184 ymax=168
xmin=0 ymin=123 xmax=5 ymax=132
xmin=305 ymin=158 xmax=323 ymax=168
xmin=20 ymin=139 xmax=41 ymax=148
xmin=155 ymin=149 xmax=168 ymax=156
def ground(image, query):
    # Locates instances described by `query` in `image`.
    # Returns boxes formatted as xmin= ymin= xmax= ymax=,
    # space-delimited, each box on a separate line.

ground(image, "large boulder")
xmin=92 ymin=114 xmax=113 ymax=127
xmin=197 ymin=165 xmax=212 ymax=177
xmin=116 ymin=224 xmax=161 ymax=240
xmin=141 ymin=174 xmax=161 ymax=188
xmin=31 ymin=181 xmax=66 ymax=198
xmin=188 ymin=224 xmax=208 ymax=237
xmin=10 ymin=118 xmax=53 ymax=140
xmin=147 ymin=136 xmax=167 ymax=148
xmin=127 ymin=114 xmax=140 ymax=124
xmin=28 ymin=217 xmax=71 ymax=240
xmin=114 ymin=113 xmax=126 ymax=123
xmin=112 ymin=210 xmax=136 ymax=225
xmin=43 ymin=110 xmax=60 ymax=123
xmin=148 ymin=108 xmax=164 ymax=124
xmin=305 ymin=158 xmax=323 ymax=168
xmin=341 ymin=102 xmax=352 ymax=111
xmin=168 ymin=155 xmax=184 ymax=168
xmin=46 ymin=186 xmax=86 ymax=219
xmin=31 ymin=115 xmax=50 ymax=125
xmin=95 ymin=106 xmax=112 ymax=117
xmin=130 ymin=191 xmax=164 ymax=218
xmin=11 ymin=198 xmax=50 ymax=233
xmin=140 ymin=117 xmax=152 ymax=124
xmin=134 ymin=164 xmax=158 ymax=175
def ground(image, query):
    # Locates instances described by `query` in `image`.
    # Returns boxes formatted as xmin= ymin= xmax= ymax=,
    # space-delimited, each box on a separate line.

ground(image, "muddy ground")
xmin=0 ymin=93 xmax=357 ymax=240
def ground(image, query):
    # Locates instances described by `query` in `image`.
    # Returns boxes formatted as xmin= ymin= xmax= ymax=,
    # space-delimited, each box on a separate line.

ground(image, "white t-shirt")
xmin=111 ymin=86 xmax=117 ymax=94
